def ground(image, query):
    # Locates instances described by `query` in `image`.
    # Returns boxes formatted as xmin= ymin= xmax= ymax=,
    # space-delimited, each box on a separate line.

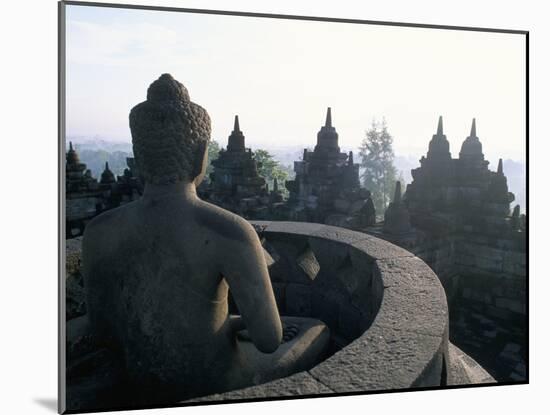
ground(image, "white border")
xmin=1 ymin=1 xmax=544 ymax=414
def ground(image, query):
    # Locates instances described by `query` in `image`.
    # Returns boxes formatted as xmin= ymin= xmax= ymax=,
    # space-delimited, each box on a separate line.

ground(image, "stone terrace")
xmin=188 ymin=221 xmax=494 ymax=402
xmin=65 ymin=222 xmax=493 ymax=408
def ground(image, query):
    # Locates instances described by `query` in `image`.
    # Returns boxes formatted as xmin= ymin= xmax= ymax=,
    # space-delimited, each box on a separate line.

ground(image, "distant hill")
xmin=67 ymin=136 xmax=133 ymax=153
xmin=67 ymin=136 xmax=133 ymax=178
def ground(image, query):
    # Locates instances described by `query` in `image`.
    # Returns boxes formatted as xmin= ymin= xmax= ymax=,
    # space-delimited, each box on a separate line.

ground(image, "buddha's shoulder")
xmin=83 ymin=202 xmax=139 ymax=240
xmin=195 ymin=200 xmax=258 ymax=244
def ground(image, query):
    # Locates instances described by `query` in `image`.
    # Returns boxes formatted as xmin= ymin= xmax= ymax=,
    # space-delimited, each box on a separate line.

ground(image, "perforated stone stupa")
xmin=376 ymin=116 xmax=526 ymax=381
xmin=204 ymin=115 xmax=276 ymax=219
xmin=286 ymin=108 xmax=375 ymax=228
xmin=65 ymin=144 xmax=142 ymax=238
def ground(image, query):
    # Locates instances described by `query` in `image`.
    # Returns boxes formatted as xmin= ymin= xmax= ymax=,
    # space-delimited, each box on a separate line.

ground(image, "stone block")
xmin=485 ymin=305 xmax=511 ymax=320
xmin=515 ymin=362 xmax=526 ymax=376
xmin=67 ymin=271 xmax=86 ymax=321
xmin=334 ymin=198 xmax=351 ymax=213
xmin=495 ymin=298 xmax=524 ymax=314
xmin=338 ymin=305 xmax=362 ymax=341
xmin=509 ymin=372 xmax=527 ymax=382
xmin=513 ymin=264 xmax=527 ymax=278
xmin=475 ymin=257 xmax=502 ymax=272
xmin=311 ymin=289 xmax=340 ymax=331
xmin=310 ymin=225 xmax=369 ymax=246
xmin=373 ymin=257 xmax=448 ymax=338
xmin=271 ymin=282 xmax=286 ymax=314
xmin=502 ymin=342 xmax=521 ymax=354
xmin=286 ymin=283 xmax=311 ymax=317
xmin=66 ymin=237 xmax=83 ymax=276
xmin=308 ymin=236 xmax=350 ymax=273
xmin=296 ymin=246 xmax=320 ymax=281
xmin=324 ymin=214 xmax=349 ymax=228
xmin=349 ymin=200 xmax=365 ymax=214
xmin=339 ymin=265 xmax=372 ymax=314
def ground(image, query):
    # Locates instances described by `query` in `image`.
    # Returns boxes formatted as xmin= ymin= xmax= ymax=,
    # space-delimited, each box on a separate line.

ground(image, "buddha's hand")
xmin=228 ymin=314 xmax=247 ymax=333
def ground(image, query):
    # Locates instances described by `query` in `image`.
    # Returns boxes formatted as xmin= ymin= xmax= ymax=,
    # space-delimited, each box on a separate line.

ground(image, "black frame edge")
xmin=62 ymin=0 xmax=528 ymax=35
xmin=58 ymin=1 xmax=67 ymax=414
xmin=57 ymin=2 xmax=530 ymax=413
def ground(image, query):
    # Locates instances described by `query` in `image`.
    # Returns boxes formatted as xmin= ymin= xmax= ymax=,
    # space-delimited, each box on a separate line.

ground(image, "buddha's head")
xmin=129 ymin=74 xmax=211 ymax=185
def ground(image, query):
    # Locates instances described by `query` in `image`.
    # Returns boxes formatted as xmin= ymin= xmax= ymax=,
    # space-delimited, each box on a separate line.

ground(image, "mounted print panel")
xmin=59 ymin=1 xmax=527 ymax=413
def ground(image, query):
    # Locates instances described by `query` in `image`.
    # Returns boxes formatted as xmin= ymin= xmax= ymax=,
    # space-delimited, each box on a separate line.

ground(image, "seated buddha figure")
xmin=80 ymin=74 xmax=328 ymax=404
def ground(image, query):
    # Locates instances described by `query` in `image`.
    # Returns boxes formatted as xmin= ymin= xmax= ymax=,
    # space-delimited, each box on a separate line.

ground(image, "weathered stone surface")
xmin=310 ymin=289 xmax=340 ymax=330
xmin=69 ymin=215 xmax=499 ymax=405
xmin=372 ymin=257 xmax=448 ymax=338
xmin=310 ymin=325 xmax=445 ymax=392
xmin=66 ymin=237 xmax=83 ymax=275
xmin=286 ymin=284 xmax=312 ymax=317
xmin=67 ymin=272 xmax=86 ymax=321
xmin=447 ymin=343 xmax=496 ymax=385
xmin=351 ymin=235 xmax=415 ymax=261
xmin=338 ymin=305 xmax=362 ymax=341
xmin=334 ymin=198 xmax=350 ymax=213
xmin=495 ymin=298 xmax=524 ymax=314
xmin=296 ymin=246 xmax=320 ymax=281
xmin=188 ymin=371 xmax=333 ymax=402
xmin=311 ymin=224 xmax=370 ymax=246
xmin=308 ymin=236 xmax=351 ymax=272
xmin=66 ymin=237 xmax=86 ymax=320
xmin=253 ymin=220 xmax=326 ymax=237
xmin=349 ymin=199 xmax=365 ymax=214
xmin=252 ymin=221 xmax=451 ymax=393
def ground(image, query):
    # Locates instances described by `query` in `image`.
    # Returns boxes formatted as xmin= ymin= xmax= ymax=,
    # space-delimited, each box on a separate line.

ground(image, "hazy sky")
xmin=65 ymin=4 xmax=526 ymax=166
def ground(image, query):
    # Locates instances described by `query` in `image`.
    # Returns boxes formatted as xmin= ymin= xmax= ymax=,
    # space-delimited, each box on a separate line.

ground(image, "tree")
xmin=253 ymin=149 xmax=290 ymax=193
xmin=205 ymin=140 xmax=220 ymax=181
xmin=359 ymin=119 xmax=398 ymax=214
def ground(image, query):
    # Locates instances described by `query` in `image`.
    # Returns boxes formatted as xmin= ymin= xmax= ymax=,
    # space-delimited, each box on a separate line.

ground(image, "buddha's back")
xmin=79 ymin=74 xmax=286 ymax=402
xmin=82 ymin=195 xmax=249 ymax=398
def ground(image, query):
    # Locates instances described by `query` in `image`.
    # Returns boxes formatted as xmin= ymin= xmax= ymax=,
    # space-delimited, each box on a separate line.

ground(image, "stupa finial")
xmin=325 ymin=107 xmax=332 ymax=128
xmin=437 ymin=116 xmax=443 ymax=135
xmin=393 ymin=181 xmax=402 ymax=204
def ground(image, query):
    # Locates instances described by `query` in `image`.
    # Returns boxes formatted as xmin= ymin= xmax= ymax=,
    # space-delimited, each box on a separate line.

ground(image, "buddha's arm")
xmin=221 ymin=231 xmax=283 ymax=354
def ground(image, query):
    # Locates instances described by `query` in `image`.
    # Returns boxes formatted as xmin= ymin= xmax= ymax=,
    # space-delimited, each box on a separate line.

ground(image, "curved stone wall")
xmin=195 ymin=221 xmax=450 ymax=401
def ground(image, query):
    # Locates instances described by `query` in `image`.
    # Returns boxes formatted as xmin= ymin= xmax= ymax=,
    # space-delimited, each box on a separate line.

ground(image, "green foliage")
xmin=205 ymin=140 xmax=221 ymax=182
xmin=253 ymin=149 xmax=290 ymax=193
xmin=359 ymin=119 xmax=398 ymax=213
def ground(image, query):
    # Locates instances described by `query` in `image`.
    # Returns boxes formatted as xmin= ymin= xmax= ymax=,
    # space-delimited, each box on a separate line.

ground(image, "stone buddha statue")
xmin=77 ymin=74 xmax=328 ymax=406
